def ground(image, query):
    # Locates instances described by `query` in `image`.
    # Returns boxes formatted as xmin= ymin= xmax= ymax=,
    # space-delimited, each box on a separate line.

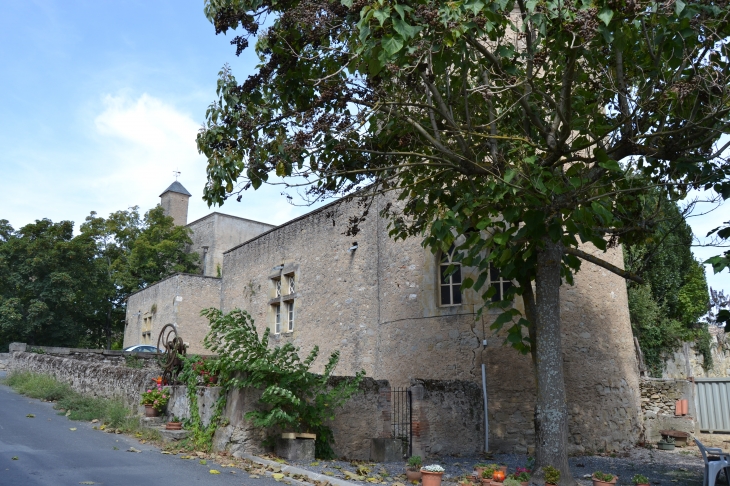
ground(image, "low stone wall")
xmin=639 ymin=378 xmax=696 ymax=443
xmin=7 ymin=342 xmax=160 ymax=369
xmin=0 ymin=353 xmax=10 ymax=371
xmin=8 ymin=352 xmax=161 ymax=409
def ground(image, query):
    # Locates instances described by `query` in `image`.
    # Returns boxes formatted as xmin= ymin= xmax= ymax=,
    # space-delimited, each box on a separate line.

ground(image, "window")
xmin=274 ymin=304 xmax=281 ymax=334
xmin=287 ymin=301 xmax=295 ymax=332
xmin=440 ymin=245 xmax=462 ymax=306
xmin=489 ymin=263 xmax=513 ymax=302
xmin=270 ymin=266 xmax=298 ymax=334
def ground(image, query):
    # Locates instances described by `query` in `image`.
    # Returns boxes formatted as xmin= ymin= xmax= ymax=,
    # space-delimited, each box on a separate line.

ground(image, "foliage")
xmin=140 ymin=384 xmax=170 ymax=412
xmin=177 ymin=354 xmax=227 ymax=451
xmin=190 ymin=356 xmax=221 ymax=386
xmin=509 ymin=468 xmax=531 ymax=482
xmin=625 ymin=198 xmax=711 ymax=375
xmin=201 ymin=307 xmax=365 ymax=459
xmin=705 ymin=222 xmax=730 ymax=275
xmin=199 ymin=0 xmax=730 ymax=476
xmin=481 ymin=467 xmax=495 ymax=479
xmin=407 ymin=456 xmax=422 ymax=469
xmin=422 ymin=465 xmax=445 ymax=473
xmin=0 ymin=205 xmax=199 ymax=350
xmin=707 ymin=289 xmax=730 ymax=328
xmin=592 ymin=471 xmax=615 ymax=482
xmin=503 ymin=479 xmax=521 ymax=486
xmin=632 ymin=474 xmax=649 ymax=485
xmin=543 ymin=466 xmax=560 ymax=484
xmin=125 ymin=355 xmax=144 ymax=369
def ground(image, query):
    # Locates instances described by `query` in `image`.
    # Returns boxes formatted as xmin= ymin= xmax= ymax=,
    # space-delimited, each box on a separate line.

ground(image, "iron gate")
xmin=391 ymin=387 xmax=412 ymax=458
xmin=695 ymin=378 xmax=730 ymax=433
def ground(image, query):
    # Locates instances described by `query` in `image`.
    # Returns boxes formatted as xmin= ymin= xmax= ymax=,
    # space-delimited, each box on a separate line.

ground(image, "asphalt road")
xmin=0 ymin=371 xmax=280 ymax=486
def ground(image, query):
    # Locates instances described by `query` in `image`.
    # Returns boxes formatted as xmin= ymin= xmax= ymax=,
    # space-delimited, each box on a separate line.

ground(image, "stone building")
xmin=124 ymin=181 xmax=643 ymax=456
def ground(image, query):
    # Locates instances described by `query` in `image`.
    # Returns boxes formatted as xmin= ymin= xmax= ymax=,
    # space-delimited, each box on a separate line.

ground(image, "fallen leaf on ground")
xmin=161 ymin=451 xmax=171 ymax=455
xmin=65 ymin=411 xmax=71 ymax=416
xmin=127 ymin=447 xmax=141 ymax=453
xmin=69 ymin=428 xmax=77 ymax=431
xmin=250 ymin=475 xmax=260 ymax=479
xmin=99 ymin=425 xmax=106 ymax=430
xmin=79 ymin=482 xmax=96 ymax=485
xmin=180 ymin=455 xmax=193 ymax=459
xmin=26 ymin=414 xmax=35 ymax=418
xmin=311 ymin=462 xmax=320 ymax=466
xmin=11 ymin=457 xmax=18 ymax=461
xmin=113 ymin=447 xmax=118 ymax=450
xmin=210 ymin=470 xmax=220 ymax=475
xmin=200 ymin=460 xmax=207 ymax=465
xmin=273 ymin=473 xmax=285 ymax=480
xmin=91 ymin=419 xmax=98 ymax=423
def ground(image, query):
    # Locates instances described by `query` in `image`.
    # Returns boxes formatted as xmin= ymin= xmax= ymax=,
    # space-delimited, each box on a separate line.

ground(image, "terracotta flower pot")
xmin=406 ymin=469 xmax=422 ymax=482
xmin=521 ymin=482 xmax=528 ymax=486
xmin=166 ymin=421 xmax=182 ymax=430
xmin=421 ymin=471 xmax=443 ymax=486
xmin=475 ymin=468 xmax=487 ymax=478
xmin=481 ymin=479 xmax=491 ymax=486
xmin=144 ymin=404 xmax=159 ymax=417
xmin=498 ymin=466 xmax=508 ymax=474
xmin=591 ymin=475 xmax=617 ymax=486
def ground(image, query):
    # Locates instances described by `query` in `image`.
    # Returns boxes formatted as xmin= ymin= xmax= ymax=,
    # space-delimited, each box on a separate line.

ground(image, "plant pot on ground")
xmin=657 ymin=437 xmax=676 ymax=451
xmin=592 ymin=471 xmax=617 ymax=486
xmin=406 ymin=456 xmax=423 ymax=482
xmin=166 ymin=417 xmax=183 ymax=430
xmin=421 ymin=465 xmax=445 ymax=486
xmin=543 ymin=466 xmax=560 ymax=486
xmin=480 ymin=466 xmax=496 ymax=485
xmin=632 ymin=474 xmax=650 ymax=486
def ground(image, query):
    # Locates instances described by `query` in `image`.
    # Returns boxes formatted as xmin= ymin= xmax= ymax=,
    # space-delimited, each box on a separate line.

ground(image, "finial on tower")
xmin=173 ymin=169 xmax=181 ymax=181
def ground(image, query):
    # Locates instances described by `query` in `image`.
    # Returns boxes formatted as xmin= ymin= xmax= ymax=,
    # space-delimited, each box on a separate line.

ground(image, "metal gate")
xmin=391 ymin=388 xmax=412 ymax=458
xmin=695 ymin=378 xmax=730 ymax=433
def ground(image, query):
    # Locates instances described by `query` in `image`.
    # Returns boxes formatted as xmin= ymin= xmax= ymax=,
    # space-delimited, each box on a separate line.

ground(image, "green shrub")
xmin=5 ymin=371 xmax=71 ymax=401
xmin=543 ymin=466 xmax=560 ymax=484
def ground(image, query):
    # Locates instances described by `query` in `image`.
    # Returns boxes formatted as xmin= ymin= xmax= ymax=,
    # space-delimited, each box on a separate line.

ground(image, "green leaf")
xmin=372 ymin=8 xmax=390 ymax=26
xmin=675 ymin=0 xmax=686 ymax=15
xmin=381 ymin=36 xmax=404 ymax=55
xmin=598 ymin=8 xmax=614 ymax=26
xmin=393 ymin=18 xmax=419 ymax=40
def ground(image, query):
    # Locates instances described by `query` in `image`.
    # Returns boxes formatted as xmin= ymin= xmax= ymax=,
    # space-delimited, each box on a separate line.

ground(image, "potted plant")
xmin=458 ymin=477 xmax=473 ymax=486
xmin=503 ymin=480 xmax=521 ymax=486
xmin=591 ymin=471 xmax=617 ymax=486
xmin=406 ymin=456 xmax=423 ymax=482
xmin=632 ymin=474 xmax=650 ymax=486
xmin=657 ymin=436 xmax=675 ymax=451
xmin=474 ymin=463 xmax=491 ymax=478
xmin=166 ymin=416 xmax=183 ymax=430
xmin=509 ymin=469 xmax=531 ymax=486
xmin=140 ymin=384 xmax=169 ymax=417
xmin=480 ymin=466 xmax=496 ymax=485
xmin=192 ymin=357 xmax=220 ymax=386
xmin=492 ymin=469 xmax=506 ymax=484
xmin=421 ymin=465 xmax=445 ymax=486
xmin=543 ymin=466 xmax=560 ymax=486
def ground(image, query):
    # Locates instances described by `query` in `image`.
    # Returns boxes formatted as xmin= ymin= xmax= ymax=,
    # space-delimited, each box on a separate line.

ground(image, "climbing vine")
xmin=201 ymin=307 xmax=364 ymax=458
xmin=177 ymin=354 xmax=227 ymax=451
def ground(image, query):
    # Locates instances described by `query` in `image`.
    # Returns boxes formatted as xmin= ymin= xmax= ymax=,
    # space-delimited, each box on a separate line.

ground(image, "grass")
xmin=2 ymin=371 xmax=160 ymax=440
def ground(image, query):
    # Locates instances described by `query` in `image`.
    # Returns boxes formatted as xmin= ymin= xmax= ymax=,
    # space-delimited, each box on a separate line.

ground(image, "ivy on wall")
xmin=200 ymin=308 xmax=364 ymax=458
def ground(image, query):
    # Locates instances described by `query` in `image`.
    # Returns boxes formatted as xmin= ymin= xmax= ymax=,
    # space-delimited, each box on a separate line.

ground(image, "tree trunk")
xmin=532 ymin=238 xmax=575 ymax=486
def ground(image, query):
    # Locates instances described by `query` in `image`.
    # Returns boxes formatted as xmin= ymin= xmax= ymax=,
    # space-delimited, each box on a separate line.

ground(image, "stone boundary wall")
xmin=639 ymin=378 xmax=696 ymax=443
xmin=8 ymin=342 xmax=162 ymax=369
xmin=8 ymin=351 xmax=161 ymax=409
xmin=0 ymin=353 xmax=10 ymax=371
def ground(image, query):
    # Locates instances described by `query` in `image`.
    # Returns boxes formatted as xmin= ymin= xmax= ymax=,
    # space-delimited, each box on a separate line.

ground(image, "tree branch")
xmin=564 ymin=247 xmax=644 ymax=284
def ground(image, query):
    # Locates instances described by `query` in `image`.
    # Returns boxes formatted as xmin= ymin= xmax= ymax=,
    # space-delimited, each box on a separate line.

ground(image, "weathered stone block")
xmin=370 ymin=438 xmax=403 ymax=462
xmin=276 ymin=438 xmax=315 ymax=462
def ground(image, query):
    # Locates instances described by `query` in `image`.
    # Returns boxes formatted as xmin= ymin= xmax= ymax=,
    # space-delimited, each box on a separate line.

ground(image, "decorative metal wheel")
xmin=156 ymin=324 xmax=186 ymax=385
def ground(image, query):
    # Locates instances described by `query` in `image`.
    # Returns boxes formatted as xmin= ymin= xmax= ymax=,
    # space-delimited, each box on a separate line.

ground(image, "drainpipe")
xmin=482 ymin=339 xmax=489 ymax=453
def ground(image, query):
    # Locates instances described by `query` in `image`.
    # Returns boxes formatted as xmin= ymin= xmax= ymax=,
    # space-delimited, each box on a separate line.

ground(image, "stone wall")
xmin=220 ymin=194 xmax=642 ymax=453
xmin=8 ymin=351 xmax=161 ymax=409
xmin=6 ymin=343 xmax=159 ymax=369
xmin=639 ymin=378 xmax=696 ymax=443
xmin=0 ymin=353 xmax=9 ymax=371
xmin=124 ymin=274 xmax=222 ymax=354
xmin=662 ymin=338 xmax=730 ymax=379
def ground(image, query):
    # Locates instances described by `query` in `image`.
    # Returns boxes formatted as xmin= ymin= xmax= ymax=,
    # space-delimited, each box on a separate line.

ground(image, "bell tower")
xmin=160 ymin=181 xmax=191 ymax=226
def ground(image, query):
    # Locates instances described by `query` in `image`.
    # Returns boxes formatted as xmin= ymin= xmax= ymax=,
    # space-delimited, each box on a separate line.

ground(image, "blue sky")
xmin=0 ymin=1 xmax=727 ymax=294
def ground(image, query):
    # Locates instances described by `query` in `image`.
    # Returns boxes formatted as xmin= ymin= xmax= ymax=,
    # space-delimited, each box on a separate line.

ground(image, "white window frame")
xmin=274 ymin=304 xmax=281 ymax=334
xmin=287 ymin=300 xmax=295 ymax=332
xmin=488 ymin=262 xmax=513 ymax=302
xmin=270 ymin=266 xmax=298 ymax=334
xmin=439 ymin=245 xmax=462 ymax=307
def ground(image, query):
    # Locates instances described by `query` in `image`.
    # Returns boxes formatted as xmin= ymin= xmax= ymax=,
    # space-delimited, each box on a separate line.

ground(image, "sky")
xmin=0 ymin=1 xmax=727 ymax=294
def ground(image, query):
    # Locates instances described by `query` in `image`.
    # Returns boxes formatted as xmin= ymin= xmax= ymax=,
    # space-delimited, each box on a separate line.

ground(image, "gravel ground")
xmin=284 ymin=446 xmax=714 ymax=485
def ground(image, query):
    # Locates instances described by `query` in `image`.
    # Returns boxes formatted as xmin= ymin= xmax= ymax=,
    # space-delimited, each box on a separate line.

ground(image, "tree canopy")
xmin=0 ymin=206 xmax=199 ymax=351
xmin=198 ymin=0 xmax=730 ymax=481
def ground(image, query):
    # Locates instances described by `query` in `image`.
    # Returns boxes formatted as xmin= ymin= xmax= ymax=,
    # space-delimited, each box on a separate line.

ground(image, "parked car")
xmin=123 ymin=345 xmax=161 ymax=353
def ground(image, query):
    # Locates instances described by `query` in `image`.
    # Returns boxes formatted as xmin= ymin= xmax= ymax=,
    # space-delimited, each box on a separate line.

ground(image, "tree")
xmin=0 ymin=219 xmax=97 ymax=347
xmin=0 ymin=206 xmax=200 ymax=351
xmin=197 ymin=0 xmax=730 ymax=482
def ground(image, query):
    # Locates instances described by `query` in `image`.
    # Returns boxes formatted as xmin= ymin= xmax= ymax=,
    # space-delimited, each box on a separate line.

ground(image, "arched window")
xmin=440 ymin=245 xmax=462 ymax=306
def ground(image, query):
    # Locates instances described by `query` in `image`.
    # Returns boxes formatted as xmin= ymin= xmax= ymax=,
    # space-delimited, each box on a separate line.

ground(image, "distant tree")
xmin=0 ymin=206 xmax=200 ymax=351
xmin=198 ymin=0 xmax=730 ymax=481
xmin=0 ymin=219 xmax=96 ymax=347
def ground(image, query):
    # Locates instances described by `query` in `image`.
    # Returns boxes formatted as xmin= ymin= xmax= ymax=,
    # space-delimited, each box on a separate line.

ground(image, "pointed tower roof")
xmin=160 ymin=181 xmax=192 ymax=197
